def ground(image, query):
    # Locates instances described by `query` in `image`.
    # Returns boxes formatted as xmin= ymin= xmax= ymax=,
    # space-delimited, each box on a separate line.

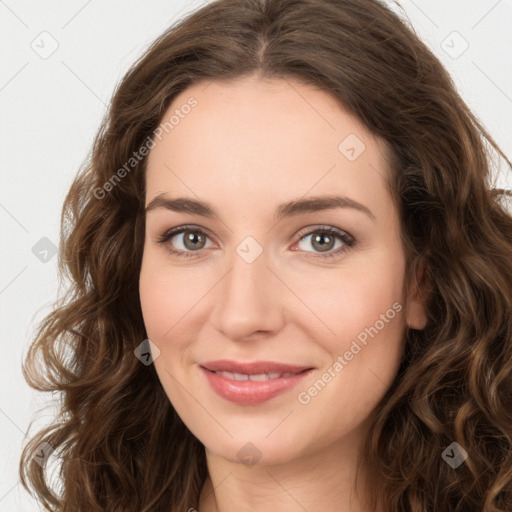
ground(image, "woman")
xmin=19 ymin=0 xmax=512 ymax=510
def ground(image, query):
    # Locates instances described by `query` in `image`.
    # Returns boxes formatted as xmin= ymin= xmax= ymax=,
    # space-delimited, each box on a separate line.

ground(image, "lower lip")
xmin=200 ymin=366 xmax=313 ymax=405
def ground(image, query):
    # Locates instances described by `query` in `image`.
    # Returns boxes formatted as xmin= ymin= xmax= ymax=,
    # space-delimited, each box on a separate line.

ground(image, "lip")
xmin=199 ymin=360 xmax=314 ymax=405
xmin=200 ymin=359 xmax=312 ymax=374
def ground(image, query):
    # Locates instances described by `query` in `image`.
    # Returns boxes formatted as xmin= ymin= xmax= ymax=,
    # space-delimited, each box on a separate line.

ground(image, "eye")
xmin=156 ymin=224 xmax=356 ymax=260
xmin=156 ymin=226 xmax=213 ymax=259
xmin=293 ymin=226 xmax=355 ymax=259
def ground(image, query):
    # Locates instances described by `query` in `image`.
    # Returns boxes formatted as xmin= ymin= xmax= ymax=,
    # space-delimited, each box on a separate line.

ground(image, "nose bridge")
xmin=213 ymin=241 xmax=283 ymax=340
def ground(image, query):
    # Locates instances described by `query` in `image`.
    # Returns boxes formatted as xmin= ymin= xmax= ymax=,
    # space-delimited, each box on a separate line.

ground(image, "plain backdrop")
xmin=1 ymin=0 xmax=511 ymax=509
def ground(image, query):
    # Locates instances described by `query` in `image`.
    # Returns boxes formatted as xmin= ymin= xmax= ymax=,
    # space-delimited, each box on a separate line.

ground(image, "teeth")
xmin=247 ymin=373 xmax=268 ymax=381
xmin=214 ymin=371 xmax=296 ymax=380
xmin=230 ymin=372 xmax=249 ymax=381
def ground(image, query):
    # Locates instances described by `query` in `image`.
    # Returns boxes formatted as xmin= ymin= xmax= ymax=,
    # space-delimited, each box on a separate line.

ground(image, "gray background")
xmin=1 ymin=0 xmax=511 ymax=509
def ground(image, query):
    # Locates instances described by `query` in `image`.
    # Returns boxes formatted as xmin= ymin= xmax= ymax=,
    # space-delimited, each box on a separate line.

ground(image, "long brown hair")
xmin=19 ymin=0 xmax=512 ymax=510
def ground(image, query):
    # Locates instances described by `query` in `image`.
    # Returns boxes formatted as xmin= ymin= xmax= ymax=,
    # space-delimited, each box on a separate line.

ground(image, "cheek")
xmin=139 ymin=268 xmax=173 ymax=341
xmin=290 ymin=255 xmax=406 ymax=347
xmin=139 ymin=249 xmax=204 ymax=340
xmin=139 ymin=257 xmax=194 ymax=406
xmin=139 ymin=250 xmax=186 ymax=355
xmin=299 ymin=258 xmax=407 ymax=411
xmin=295 ymin=254 xmax=408 ymax=419
xmin=138 ymin=251 xmax=215 ymax=389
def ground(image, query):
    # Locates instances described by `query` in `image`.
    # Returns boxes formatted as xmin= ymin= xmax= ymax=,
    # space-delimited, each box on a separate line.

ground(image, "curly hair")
xmin=19 ymin=0 xmax=512 ymax=510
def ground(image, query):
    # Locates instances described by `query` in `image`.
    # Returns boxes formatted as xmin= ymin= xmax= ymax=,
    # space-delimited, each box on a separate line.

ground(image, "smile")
xmin=199 ymin=360 xmax=314 ymax=405
xmin=210 ymin=370 xmax=298 ymax=381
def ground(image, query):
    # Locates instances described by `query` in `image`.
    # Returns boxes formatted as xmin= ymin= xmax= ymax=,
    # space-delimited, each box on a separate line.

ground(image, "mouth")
xmin=199 ymin=360 xmax=315 ymax=405
xmin=204 ymin=370 xmax=304 ymax=381
xmin=200 ymin=359 xmax=313 ymax=375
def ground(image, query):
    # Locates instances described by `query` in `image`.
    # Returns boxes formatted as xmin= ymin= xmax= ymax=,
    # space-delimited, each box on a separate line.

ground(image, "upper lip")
xmin=200 ymin=360 xmax=313 ymax=375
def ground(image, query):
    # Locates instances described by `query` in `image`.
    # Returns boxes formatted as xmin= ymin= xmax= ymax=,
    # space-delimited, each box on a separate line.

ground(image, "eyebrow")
xmin=145 ymin=193 xmax=376 ymax=221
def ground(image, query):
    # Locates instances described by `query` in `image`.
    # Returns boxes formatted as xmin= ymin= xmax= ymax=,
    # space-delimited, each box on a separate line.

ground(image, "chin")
xmin=199 ymin=427 xmax=311 ymax=468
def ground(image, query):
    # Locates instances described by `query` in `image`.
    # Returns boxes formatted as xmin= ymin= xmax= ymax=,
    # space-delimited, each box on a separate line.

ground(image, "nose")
xmin=211 ymin=246 xmax=285 ymax=342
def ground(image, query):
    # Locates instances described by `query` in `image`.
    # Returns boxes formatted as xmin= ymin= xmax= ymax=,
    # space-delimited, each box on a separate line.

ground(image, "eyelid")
xmin=156 ymin=224 xmax=356 ymax=259
xmin=155 ymin=224 xmax=216 ymax=256
xmin=292 ymin=225 xmax=355 ymax=259
xmin=295 ymin=225 xmax=354 ymax=245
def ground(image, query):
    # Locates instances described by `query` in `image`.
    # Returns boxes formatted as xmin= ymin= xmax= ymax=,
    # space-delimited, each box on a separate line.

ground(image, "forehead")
xmin=145 ymin=77 xmax=391 ymax=215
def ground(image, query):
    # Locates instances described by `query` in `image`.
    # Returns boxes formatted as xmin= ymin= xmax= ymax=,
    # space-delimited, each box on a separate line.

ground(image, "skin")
xmin=139 ymin=75 xmax=428 ymax=512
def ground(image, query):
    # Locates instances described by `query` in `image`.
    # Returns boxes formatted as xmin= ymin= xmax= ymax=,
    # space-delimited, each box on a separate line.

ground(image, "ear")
xmin=405 ymin=260 xmax=429 ymax=330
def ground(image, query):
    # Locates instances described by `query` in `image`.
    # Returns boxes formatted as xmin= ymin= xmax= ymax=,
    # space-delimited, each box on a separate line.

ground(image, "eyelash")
xmin=156 ymin=225 xmax=356 ymax=260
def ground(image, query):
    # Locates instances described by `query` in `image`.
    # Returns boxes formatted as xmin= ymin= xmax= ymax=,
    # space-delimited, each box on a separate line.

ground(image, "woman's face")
xmin=139 ymin=76 xmax=427 ymax=466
